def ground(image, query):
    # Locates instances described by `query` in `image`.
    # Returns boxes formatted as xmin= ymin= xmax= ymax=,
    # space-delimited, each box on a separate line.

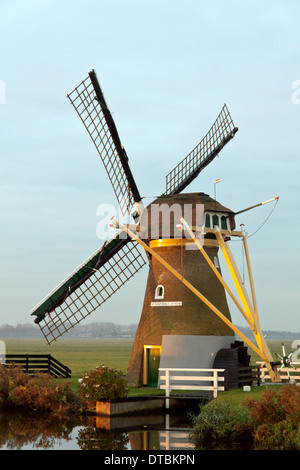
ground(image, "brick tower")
xmin=126 ymin=192 xmax=236 ymax=386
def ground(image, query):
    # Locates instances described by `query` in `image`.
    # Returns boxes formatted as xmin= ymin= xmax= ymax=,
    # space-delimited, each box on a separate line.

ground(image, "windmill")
xmin=30 ymin=69 xmax=281 ymax=387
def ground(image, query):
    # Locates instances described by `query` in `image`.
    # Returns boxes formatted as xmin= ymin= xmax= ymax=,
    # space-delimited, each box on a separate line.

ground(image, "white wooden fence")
xmin=158 ymin=368 xmax=225 ymax=408
xmin=257 ymin=362 xmax=300 ymax=383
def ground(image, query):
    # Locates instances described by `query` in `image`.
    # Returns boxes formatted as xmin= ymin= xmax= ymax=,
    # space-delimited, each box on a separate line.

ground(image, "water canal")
xmin=0 ymin=409 xmax=195 ymax=450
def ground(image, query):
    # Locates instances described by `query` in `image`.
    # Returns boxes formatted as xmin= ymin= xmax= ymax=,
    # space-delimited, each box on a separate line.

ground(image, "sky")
xmin=0 ymin=0 xmax=299 ymax=333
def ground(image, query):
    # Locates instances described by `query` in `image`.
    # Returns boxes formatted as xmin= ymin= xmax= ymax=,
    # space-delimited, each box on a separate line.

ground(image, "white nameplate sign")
xmin=150 ymin=301 xmax=182 ymax=307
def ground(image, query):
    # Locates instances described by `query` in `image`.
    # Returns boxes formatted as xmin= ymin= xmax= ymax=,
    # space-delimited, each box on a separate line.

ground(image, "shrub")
xmin=0 ymin=363 xmax=28 ymax=406
xmin=191 ymin=384 xmax=300 ymax=450
xmin=244 ymin=383 xmax=300 ymax=450
xmin=0 ymin=363 xmax=82 ymax=414
xmin=253 ymin=421 xmax=300 ymax=450
xmin=78 ymin=364 xmax=128 ymax=406
xmin=191 ymin=399 xmax=252 ymax=449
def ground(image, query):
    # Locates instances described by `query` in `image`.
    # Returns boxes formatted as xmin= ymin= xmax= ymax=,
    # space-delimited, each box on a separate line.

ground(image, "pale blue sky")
xmin=0 ymin=0 xmax=299 ymax=332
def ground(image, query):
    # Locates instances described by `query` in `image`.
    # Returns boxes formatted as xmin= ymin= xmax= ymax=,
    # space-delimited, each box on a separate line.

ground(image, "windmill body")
xmin=30 ymin=69 xmax=281 ymax=386
xmin=127 ymin=192 xmax=236 ymax=386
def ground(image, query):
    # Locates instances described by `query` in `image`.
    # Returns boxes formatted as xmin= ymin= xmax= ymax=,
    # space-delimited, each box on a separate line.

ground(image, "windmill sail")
xmin=30 ymin=233 xmax=146 ymax=343
xmin=165 ymin=104 xmax=238 ymax=196
xmin=67 ymin=70 xmax=141 ymax=215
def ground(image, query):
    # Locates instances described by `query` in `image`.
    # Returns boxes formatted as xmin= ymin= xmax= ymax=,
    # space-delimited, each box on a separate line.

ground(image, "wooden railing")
xmin=238 ymin=366 xmax=261 ymax=387
xmin=158 ymin=368 xmax=225 ymax=408
xmin=5 ymin=354 xmax=71 ymax=378
xmin=257 ymin=362 xmax=300 ymax=383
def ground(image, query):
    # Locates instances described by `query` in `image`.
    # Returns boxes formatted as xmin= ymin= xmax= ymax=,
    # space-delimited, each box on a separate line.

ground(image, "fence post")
xmin=256 ymin=366 xmax=261 ymax=386
xmin=165 ymin=369 xmax=170 ymax=409
xmin=213 ymin=370 xmax=218 ymax=398
xmin=261 ymin=366 xmax=265 ymax=383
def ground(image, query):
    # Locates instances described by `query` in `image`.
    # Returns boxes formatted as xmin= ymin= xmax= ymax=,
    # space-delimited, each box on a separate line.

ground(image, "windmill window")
xmin=205 ymin=214 xmax=211 ymax=228
xmin=155 ymin=285 xmax=164 ymax=299
xmin=214 ymin=256 xmax=220 ymax=269
xmin=212 ymin=214 xmax=219 ymax=227
xmin=221 ymin=216 xmax=227 ymax=230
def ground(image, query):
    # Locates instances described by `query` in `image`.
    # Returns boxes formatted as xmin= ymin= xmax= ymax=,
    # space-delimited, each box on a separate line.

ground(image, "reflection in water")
xmin=77 ymin=427 xmax=130 ymax=451
xmin=0 ymin=410 xmax=85 ymax=450
xmin=0 ymin=410 xmax=195 ymax=450
xmin=127 ymin=414 xmax=195 ymax=451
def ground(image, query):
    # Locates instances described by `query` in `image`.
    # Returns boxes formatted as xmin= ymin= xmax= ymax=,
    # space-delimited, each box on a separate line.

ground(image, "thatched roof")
xmin=139 ymin=192 xmax=235 ymax=239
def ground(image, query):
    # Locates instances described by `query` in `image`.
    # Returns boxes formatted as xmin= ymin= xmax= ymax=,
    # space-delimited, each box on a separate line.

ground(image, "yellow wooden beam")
xmin=241 ymin=229 xmax=258 ymax=321
xmin=181 ymin=219 xmax=280 ymax=381
xmin=115 ymin=219 xmax=268 ymax=361
xmin=180 ymin=218 xmax=257 ymax=333
xmin=213 ymin=226 xmax=280 ymax=382
xmin=114 ymin=218 xmax=280 ymax=382
xmin=214 ymin=227 xmax=256 ymax=324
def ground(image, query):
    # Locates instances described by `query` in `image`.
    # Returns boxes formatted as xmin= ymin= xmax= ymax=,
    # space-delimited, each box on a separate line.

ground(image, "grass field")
xmin=3 ymin=338 xmax=133 ymax=388
xmin=2 ymin=337 xmax=299 ymax=397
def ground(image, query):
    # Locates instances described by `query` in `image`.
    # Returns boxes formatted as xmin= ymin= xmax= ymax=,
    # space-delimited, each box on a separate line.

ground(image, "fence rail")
xmin=257 ymin=362 xmax=300 ymax=383
xmin=159 ymin=368 xmax=225 ymax=408
xmin=5 ymin=354 xmax=71 ymax=378
xmin=238 ymin=366 xmax=261 ymax=387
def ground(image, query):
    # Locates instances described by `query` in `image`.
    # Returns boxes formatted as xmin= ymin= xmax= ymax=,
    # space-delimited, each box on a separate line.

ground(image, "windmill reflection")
xmin=0 ymin=411 xmax=194 ymax=450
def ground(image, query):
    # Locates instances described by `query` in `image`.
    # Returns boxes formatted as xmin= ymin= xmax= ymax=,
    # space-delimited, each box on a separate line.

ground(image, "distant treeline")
xmin=0 ymin=322 xmax=137 ymax=339
xmin=0 ymin=322 xmax=299 ymax=340
xmin=235 ymin=325 xmax=300 ymax=341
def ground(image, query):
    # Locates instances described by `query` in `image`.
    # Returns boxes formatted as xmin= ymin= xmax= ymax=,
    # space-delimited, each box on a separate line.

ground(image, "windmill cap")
xmin=151 ymin=192 xmax=234 ymax=214
xmin=138 ymin=192 xmax=235 ymax=240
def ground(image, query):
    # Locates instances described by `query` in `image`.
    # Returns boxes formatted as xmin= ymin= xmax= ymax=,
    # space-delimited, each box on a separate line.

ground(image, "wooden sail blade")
xmin=165 ymin=104 xmax=238 ymax=195
xmin=30 ymin=233 xmax=146 ymax=344
xmin=67 ymin=70 xmax=141 ymax=215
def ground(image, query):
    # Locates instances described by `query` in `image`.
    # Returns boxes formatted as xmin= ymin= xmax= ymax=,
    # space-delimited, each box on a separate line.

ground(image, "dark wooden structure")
xmin=5 ymin=354 xmax=71 ymax=378
xmin=238 ymin=365 xmax=260 ymax=387
xmin=213 ymin=341 xmax=260 ymax=389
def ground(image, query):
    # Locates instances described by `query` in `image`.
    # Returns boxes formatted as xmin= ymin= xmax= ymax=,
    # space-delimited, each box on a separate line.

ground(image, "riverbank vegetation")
xmin=191 ymin=383 xmax=300 ymax=450
xmin=78 ymin=364 xmax=129 ymax=406
xmin=0 ymin=363 xmax=83 ymax=414
xmin=0 ymin=362 xmax=131 ymax=413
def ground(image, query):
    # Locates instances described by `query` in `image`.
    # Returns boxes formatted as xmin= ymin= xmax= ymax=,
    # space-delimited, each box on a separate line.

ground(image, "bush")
xmin=0 ymin=363 xmax=82 ymax=414
xmin=78 ymin=364 xmax=128 ymax=406
xmin=0 ymin=363 xmax=28 ymax=406
xmin=191 ymin=399 xmax=252 ymax=449
xmin=191 ymin=384 xmax=300 ymax=450
xmin=244 ymin=383 xmax=300 ymax=450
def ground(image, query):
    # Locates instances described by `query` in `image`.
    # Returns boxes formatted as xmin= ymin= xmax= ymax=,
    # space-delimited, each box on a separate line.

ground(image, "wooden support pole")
xmin=214 ymin=226 xmax=280 ymax=382
xmin=180 ymin=218 xmax=257 ymax=334
xmin=241 ymin=230 xmax=258 ymax=321
xmin=116 ymin=219 xmax=268 ymax=361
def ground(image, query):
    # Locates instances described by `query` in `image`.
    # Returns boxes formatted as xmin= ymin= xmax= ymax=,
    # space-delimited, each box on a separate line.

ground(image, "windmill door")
xmin=144 ymin=346 xmax=161 ymax=386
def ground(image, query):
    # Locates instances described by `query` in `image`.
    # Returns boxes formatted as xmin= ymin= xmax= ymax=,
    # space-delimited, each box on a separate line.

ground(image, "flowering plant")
xmin=78 ymin=364 xmax=128 ymax=405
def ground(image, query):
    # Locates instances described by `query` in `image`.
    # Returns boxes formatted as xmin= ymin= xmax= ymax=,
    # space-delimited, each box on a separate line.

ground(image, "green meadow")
xmin=2 ymin=338 xmax=298 ymax=397
xmin=3 ymin=338 xmax=133 ymax=387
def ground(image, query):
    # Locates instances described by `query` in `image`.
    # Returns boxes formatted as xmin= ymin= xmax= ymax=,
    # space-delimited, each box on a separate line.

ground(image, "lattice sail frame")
xmin=165 ymin=104 xmax=238 ymax=195
xmin=33 ymin=239 xmax=146 ymax=344
xmin=67 ymin=70 xmax=141 ymax=216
